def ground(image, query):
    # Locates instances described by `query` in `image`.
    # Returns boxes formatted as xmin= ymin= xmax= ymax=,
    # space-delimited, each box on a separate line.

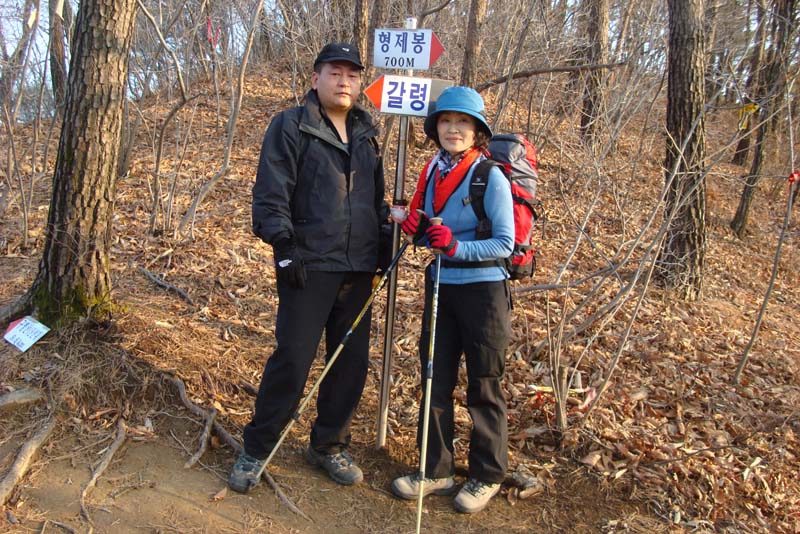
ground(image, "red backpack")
xmin=469 ymin=134 xmax=542 ymax=280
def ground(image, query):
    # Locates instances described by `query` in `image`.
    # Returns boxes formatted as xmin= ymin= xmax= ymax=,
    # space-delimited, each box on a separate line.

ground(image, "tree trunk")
xmin=703 ymin=0 xmax=720 ymax=102
xmin=366 ymin=0 xmax=388 ymax=83
xmin=460 ymin=0 xmax=488 ymax=87
xmin=353 ymin=0 xmax=369 ymax=72
xmin=732 ymin=0 xmax=766 ymax=166
xmin=613 ymin=2 xmax=635 ymax=61
xmin=29 ymin=0 xmax=137 ymax=323
xmin=657 ymin=0 xmax=707 ymax=301
xmin=730 ymin=116 xmax=767 ymax=238
xmin=49 ymin=0 xmax=68 ymax=110
xmin=580 ymin=0 xmax=609 ymax=148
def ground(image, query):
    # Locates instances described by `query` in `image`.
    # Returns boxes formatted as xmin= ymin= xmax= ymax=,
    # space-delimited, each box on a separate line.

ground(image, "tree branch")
xmin=476 ymin=62 xmax=627 ymax=93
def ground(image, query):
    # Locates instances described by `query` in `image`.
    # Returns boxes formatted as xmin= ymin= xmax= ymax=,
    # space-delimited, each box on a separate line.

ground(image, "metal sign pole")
xmin=377 ymin=16 xmax=417 ymax=449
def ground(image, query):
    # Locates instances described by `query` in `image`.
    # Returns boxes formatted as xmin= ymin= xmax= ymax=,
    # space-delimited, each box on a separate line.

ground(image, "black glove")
xmin=273 ymin=237 xmax=306 ymax=289
xmin=412 ymin=210 xmax=433 ymax=246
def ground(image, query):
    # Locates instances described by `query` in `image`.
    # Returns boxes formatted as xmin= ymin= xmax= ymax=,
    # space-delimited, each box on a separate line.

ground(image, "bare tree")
xmin=731 ymin=0 xmax=767 ymax=166
xmin=580 ymin=0 xmax=610 ymax=149
xmin=656 ymin=0 xmax=707 ymax=301
xmin=730 ymin=0 xmax=797 ymax=238
xmin=49 ymin=0 xmax=69 ymax=109
xmin=460 ymin=0 xmax=488 ymax=87
xmin=1 ymin=0 xmax=138 ymax=324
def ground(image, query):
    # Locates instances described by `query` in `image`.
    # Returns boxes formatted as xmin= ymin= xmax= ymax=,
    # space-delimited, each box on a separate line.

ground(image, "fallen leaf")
xmin=581 ymin=450 xmax=603 ymax=467
xmin=211 ymin=487 xmax=227 ymax=501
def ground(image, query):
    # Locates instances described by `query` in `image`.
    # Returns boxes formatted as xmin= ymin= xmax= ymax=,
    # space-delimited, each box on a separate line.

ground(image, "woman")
xmin=391 ymin=86 xmax=514 ymax=514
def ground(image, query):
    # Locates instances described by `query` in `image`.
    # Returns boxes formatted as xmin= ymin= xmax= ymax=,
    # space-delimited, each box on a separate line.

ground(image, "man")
xmin=229 ymin=43 xmax=388 ymax=493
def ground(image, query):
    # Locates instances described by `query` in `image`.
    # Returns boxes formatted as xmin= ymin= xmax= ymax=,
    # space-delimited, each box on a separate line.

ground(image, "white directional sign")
xmin=365 ymin=75 xmax=453 ymax=117
xmin=373 ymin=29 xmax=444 ymax=70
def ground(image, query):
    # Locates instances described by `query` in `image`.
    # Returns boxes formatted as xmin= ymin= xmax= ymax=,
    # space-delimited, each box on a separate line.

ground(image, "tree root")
xmin=0 ymin=417 xmax=56 ymax=506
xmin=0 ymin=291 xmax=33 ymax=327
xmin=0 ymin=388 xmax=45 ymax=413
xmin=137 ymin=266 xmax=194 ymax=306
xmin=164 ymin=374 xmax=310 ymax=521
xmin=184 ymin=408 xmax=216 ymax=468
xmin=164 ymin=374 xmax=311 ymax=521
xmin=80 ymin=418 xmax=127 ymax=532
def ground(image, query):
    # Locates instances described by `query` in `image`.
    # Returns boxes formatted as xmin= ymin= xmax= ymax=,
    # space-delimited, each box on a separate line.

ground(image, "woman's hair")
xmin=430 ymin=115 xmax=491 ymax=150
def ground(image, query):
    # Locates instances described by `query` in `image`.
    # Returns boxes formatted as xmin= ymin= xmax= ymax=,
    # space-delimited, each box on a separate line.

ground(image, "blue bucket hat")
xmin=423 ymin=86 xmax=492 ymax=142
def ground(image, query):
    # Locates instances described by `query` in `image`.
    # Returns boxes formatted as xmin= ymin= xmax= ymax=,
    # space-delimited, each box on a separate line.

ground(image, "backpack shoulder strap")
xmin=414 ymin=158 xmax=437 ymax=211
xmin=466 ymin=159 xmax=499 ymax=223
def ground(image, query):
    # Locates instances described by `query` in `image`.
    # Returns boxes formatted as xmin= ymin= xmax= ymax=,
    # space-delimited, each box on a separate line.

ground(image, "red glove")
xmin=401 ymin=209 xmax=419 ymax=236
xmin=426 ymin=225 xmax=458 ymax=257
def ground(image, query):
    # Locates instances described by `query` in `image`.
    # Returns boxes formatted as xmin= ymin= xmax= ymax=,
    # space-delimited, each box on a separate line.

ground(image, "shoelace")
xmin=330 ymin=451 xmax=354 ymax=468
xmin=463 ymin=479 xmax=491 ymax=496
xmin=239 ymin=454 xmax=264 ymax=472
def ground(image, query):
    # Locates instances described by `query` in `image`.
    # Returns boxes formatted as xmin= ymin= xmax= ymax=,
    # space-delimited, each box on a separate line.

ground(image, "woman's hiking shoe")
xmin=454 ymin=479 xmax=501 ymax=513
xmin=390 ymin=473 xmax=457 ymax=500
xmin=305 ymin=446 xmax=364 ymax=485
xmin=228 ymin=452 xmax=268 ymax=494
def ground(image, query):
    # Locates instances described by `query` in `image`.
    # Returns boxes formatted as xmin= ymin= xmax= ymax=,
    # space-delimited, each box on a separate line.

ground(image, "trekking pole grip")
xmin=429 ymin=216 xmax=443 ymax=253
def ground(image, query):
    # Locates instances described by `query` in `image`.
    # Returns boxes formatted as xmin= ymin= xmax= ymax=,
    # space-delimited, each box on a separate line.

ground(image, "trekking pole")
xmin=416 ymin=216 xmax=442 ymax=534
xmin=262 ymin=241 xmax=410 ymax=468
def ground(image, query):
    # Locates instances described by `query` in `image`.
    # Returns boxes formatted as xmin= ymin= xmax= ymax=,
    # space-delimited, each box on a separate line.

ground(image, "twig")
xmin=137 ymin=266 xmax=194 ymax=306
xmin=80 ymin=419 xmax=127 ymax=531
xmin=163 ymin=374 xmax=310 ymax=520
xmin=49 ymin=521 xmax=76 ymax=533
xmin=0 ymin=417 xmax=56 ymax=505
xmin=0 ymin=388 xmax=45 ymax=412
xmin=184 ymin=408 xmax=217 ymax=468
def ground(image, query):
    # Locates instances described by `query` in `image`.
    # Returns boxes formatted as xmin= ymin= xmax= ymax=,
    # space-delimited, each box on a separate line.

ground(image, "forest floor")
xmin=1 ymin=70 xmax=798 ymax=533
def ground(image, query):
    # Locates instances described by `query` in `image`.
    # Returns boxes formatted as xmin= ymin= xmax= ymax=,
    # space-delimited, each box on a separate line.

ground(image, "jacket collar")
xmin=300 ymin=90 xmax=378 ymax=151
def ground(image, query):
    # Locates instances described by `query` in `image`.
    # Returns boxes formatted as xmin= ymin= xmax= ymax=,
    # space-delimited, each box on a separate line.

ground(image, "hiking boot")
xmin=454 ymin=479 xmax=502 ymax=513
xmin=305 ymin=446 xmax=364 ymax=485
xmin=228 ymin=452 xmax=268 ymax=494
xmin=390 ymin=473 xmax=457 ymax=500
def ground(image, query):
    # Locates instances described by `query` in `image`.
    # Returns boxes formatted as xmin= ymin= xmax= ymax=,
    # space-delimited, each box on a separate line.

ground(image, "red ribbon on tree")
xmin=206 ymin=17 xmax=220 ymax=48
xmin=789 ymin=170 xmax=800 ymax=184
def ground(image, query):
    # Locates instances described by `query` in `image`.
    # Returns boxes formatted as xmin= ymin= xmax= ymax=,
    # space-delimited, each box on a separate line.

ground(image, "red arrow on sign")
xmin=430 ymin=32 xmax=444 ymax=66
xmin=364 ymin=75 xmax=385 ymax=110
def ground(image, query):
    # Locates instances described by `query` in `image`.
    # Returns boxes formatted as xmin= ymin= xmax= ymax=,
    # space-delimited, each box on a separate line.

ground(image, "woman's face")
xmin=436 ymin=111 xmax=477 ymax=156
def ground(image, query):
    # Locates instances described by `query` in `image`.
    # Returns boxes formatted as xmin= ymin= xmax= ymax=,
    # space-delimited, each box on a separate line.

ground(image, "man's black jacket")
xmin=252 ymin=90 xmax=388 ymax=272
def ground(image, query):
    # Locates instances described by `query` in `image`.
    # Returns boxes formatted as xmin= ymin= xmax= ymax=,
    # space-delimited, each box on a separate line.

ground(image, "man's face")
xmin=312 ymin=61 xmax=362 ymax=114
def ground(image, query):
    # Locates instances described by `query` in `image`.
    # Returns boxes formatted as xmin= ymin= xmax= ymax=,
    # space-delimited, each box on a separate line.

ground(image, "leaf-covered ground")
xmin=1 ymin=69 xmax=798 ymax=532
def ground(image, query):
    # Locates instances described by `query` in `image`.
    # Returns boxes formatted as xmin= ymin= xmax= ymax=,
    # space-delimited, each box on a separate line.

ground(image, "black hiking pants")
xmin=243 ymin=270 xmax=373 ymax=459
xmin=417 ymin=272 xmax=512 ymax=484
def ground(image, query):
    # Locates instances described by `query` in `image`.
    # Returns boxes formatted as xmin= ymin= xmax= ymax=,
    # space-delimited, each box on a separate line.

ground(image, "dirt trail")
xmin=1 ymin=411 xmax=656 ymax=534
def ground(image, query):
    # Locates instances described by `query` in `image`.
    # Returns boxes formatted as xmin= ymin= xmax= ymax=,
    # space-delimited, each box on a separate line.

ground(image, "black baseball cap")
xmin=314 ymin=42 xmax=365 ymax=70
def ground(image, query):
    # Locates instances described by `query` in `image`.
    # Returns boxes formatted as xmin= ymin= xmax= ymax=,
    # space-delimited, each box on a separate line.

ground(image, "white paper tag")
xmin=4 ymin=316 xmax=50 ymax=352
